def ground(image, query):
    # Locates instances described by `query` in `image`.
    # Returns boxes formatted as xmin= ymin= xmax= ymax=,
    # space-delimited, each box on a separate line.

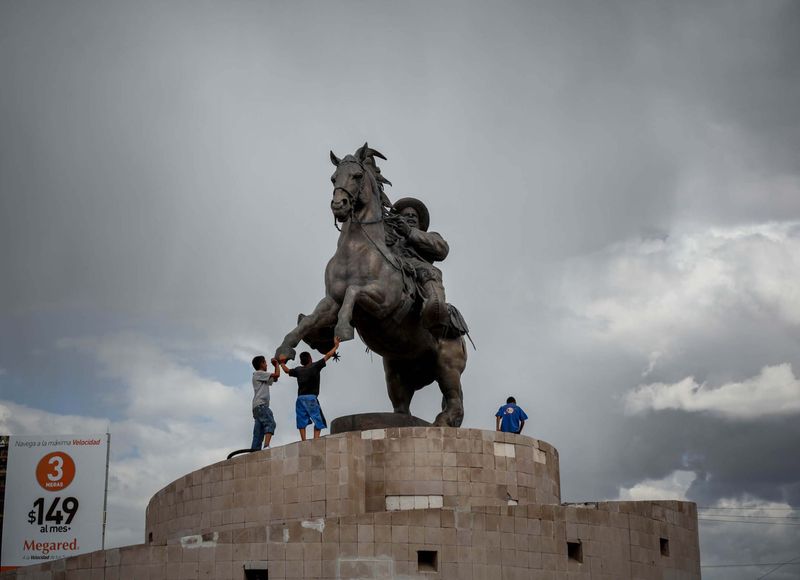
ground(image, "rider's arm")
xmin=407 ymin=230 xmax=450 ymax=261
xmin=322 ymin=337 xmax=341 ymax=362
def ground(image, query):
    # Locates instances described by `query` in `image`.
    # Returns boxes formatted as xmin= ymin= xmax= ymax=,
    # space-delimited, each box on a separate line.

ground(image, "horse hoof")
xmin=335 ymin=325 xmax=355 ymax=341
xmin=275 ymin=346 xmax=296 ymax=361
xmin=432 ymin=413 xmax=451 ymax=427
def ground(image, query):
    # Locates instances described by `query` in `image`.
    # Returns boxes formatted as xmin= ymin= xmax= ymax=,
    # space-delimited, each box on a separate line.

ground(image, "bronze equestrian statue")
xmin=275 ymin=144 xmax=468 ymax=427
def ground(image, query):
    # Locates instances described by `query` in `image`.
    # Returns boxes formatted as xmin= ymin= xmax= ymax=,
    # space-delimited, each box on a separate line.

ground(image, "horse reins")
xmin=331 ymin=161 xmax=405 ymax=275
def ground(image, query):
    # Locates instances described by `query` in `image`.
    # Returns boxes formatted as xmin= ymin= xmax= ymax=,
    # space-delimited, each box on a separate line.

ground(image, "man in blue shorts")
xmin=279 ymin=337 xmax=340 ymax=440
xmin=251 ymin=355 xmax=281 ymax=450
xmin=496 ymin=396 xmax=529 ymax=435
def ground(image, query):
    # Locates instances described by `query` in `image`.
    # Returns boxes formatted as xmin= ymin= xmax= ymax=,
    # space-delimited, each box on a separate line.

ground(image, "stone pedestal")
xmin=1 ymin=428 xmax=701 ymax=579
xmin=330 ymin=412 xmax=431 ymax=434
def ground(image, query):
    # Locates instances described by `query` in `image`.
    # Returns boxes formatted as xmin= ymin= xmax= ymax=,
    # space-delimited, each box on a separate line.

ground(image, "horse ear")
xmin=330 ymin=151 xmax=341 ymax=166
xmin=356 ymin=142 xmax=369 ymax=161
xmin=377 ymin=174 xmax=392 ymax=186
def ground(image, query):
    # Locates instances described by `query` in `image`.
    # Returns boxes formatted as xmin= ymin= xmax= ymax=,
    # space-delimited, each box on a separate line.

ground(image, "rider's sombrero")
xmin=392 ymin=197 xmax=430 ymax=232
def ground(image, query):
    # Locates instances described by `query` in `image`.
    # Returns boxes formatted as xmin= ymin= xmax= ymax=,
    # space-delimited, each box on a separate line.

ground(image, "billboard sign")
xmin=0 ymin=434 xmax=109 ymax=570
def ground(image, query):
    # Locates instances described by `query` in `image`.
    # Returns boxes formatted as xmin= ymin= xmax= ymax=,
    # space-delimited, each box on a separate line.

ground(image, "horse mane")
xmin=360 ymin=151 xmax=393 ymax=210
xmin=341 ymin=144 xmax=412 ymax=254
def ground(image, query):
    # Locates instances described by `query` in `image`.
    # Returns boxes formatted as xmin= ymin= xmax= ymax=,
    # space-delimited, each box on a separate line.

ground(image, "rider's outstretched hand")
xmin=397 ymin=218 xmax=411 ymax=237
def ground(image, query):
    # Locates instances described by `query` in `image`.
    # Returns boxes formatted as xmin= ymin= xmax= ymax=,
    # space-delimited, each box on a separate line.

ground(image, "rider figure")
xmin=392 ymin=197 xmax=450 ymax=333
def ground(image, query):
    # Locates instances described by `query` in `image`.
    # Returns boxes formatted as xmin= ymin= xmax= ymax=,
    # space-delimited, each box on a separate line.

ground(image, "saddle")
xmin=383 ymin=220 xmax=470 ymax=342
xmin=297 ymin=213 xmax=472 ymax=355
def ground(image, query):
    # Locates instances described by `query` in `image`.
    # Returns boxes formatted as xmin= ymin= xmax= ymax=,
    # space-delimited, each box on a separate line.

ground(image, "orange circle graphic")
xmin=36 ymin=451 xmax=76 ymax=491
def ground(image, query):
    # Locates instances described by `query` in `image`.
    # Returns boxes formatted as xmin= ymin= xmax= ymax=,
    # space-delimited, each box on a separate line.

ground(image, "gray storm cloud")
xmin=2 ymin=1 xmax=800 ymax=577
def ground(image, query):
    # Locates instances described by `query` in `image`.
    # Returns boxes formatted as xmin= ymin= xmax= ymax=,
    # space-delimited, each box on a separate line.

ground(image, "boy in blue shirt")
xmin=496 ymin=396 xmax=528 ymax=434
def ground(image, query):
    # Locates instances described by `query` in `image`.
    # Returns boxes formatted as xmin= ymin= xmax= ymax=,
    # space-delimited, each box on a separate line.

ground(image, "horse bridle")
xmin=332 ymin=159 xmax=383 ymax=226
xmin=330 ymin=158 xmax=404 ymax=274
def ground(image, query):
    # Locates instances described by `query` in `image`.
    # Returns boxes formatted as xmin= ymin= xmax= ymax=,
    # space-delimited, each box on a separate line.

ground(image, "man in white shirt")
xmin=251 ymin=355 xmax=280 ymax=450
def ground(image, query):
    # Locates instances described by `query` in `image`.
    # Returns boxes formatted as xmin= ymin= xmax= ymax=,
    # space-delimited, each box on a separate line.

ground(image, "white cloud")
xmin=705 ymin=495 xmax=797 ymax=516
xmin=559 ymin=221 xmax=800 ymax=356
xmin=641 ymin=350 xmax=662 ymax=378
xmin=697 ymin=496 xmax=800 ymax=580
xmin=617 ymin=469 xmax=695 ymax=501
xmin=624 ymin=363 xmax=800 ymax=419
xmin=0 ymin=402 xmax=108 ymax=435
xmin=0 ymin=333 xmax=285 ymax=548
xmin=618 ymin=477 xmax=800 ymax=580
xmin=57 ymin=334 xmax=245 ymax=422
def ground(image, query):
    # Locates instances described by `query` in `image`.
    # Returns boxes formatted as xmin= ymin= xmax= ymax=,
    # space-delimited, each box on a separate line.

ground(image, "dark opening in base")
xmin=567 ymin=540 xmax=583 ymax=563
xmin=660 ymin=537 xmax=670 ymax=557
xmin=417 ymin=550 xmax=438 ymax=572
xmin=244 ymin=568 xmax=268 ymax=580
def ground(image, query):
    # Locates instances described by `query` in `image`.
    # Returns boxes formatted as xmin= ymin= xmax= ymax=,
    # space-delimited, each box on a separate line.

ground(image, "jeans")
xmin=251 ymin=404 xmax=276 ymax=450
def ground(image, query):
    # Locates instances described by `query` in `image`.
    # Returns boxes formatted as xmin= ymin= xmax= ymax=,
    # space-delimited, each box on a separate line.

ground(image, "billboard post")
xmin=102 ymin=432 xmax=110 ymax=550
xmin=0 ymin=434 xmax=110 ymax=571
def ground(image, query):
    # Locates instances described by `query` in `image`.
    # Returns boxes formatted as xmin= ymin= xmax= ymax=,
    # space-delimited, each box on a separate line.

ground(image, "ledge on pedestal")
xmin=330 ymin=412 xmax=431 ymax=434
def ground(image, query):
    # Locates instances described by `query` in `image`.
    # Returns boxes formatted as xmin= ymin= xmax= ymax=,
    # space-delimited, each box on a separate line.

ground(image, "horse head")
xmin=329 ymin=143 xmax=384 ymax=223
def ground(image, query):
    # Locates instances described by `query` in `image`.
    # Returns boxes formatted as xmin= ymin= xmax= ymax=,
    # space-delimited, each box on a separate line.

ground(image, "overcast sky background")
xmin=1 ymin=1 xmax=799 ymax=577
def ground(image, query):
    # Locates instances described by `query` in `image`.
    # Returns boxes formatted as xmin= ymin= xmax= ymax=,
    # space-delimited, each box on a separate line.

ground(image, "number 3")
xmin=48 ymin=455 xmax=64 ymax=481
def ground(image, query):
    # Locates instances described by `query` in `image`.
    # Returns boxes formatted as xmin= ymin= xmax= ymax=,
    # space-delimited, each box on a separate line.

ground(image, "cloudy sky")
xmin=2 ymin=0 xmax=799 ymax=577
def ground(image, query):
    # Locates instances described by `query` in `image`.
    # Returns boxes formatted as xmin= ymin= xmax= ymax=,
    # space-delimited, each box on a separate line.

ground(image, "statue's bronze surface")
xmin=276 ymin=144 xmax=468 ymax=427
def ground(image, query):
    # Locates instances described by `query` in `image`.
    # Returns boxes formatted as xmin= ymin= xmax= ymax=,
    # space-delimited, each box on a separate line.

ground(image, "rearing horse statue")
xmin=275 ymin=144 xmax=466 ymax=427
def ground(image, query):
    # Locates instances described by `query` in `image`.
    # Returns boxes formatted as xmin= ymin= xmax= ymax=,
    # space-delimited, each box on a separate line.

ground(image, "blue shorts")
xmin=296 ymin=395 xmax=327 ymax=430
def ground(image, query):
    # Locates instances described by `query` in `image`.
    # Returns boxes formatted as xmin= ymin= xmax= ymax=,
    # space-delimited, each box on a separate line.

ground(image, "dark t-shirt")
xmin=288 ymin=359 xmax=327 ymax=397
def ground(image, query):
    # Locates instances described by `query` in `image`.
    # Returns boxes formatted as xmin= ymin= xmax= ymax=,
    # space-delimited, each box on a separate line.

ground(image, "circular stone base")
xmin=330 ymin=412 xmax=432 ymax=434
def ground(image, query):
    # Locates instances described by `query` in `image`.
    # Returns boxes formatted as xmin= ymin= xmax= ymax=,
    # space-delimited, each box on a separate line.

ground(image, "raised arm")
xmin=270 ymin=358 xmax=280 ymax=380
xmin=278 ymin=355 xmax=292 ymax=375
xmin=322 ymin=337 xmax=341 ymax=362
xmin=407 ymin=229 xmax=449 ymax=261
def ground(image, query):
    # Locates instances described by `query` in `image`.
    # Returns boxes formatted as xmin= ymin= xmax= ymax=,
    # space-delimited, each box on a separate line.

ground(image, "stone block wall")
xmin=145 ymin=435 xmax=367 ymax=546
xmin=361 ymin=428 xmax=559 ymax=513
xmin=3 ymin=501 xmax=698 ymax=579
xmin=145 ymin=429 xmax=560 ymax=546
xmin=0 ymin=428 xmax=699 ymax=579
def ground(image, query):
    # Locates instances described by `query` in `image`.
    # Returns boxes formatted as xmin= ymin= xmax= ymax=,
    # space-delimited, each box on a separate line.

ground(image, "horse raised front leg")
xmin=333 ymin=286 xmax=361 ymax=341
xmin=335 ymin=283 xmax=391 ymax=342
xmin=276 ymin=296 xmax=339 ymax=361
